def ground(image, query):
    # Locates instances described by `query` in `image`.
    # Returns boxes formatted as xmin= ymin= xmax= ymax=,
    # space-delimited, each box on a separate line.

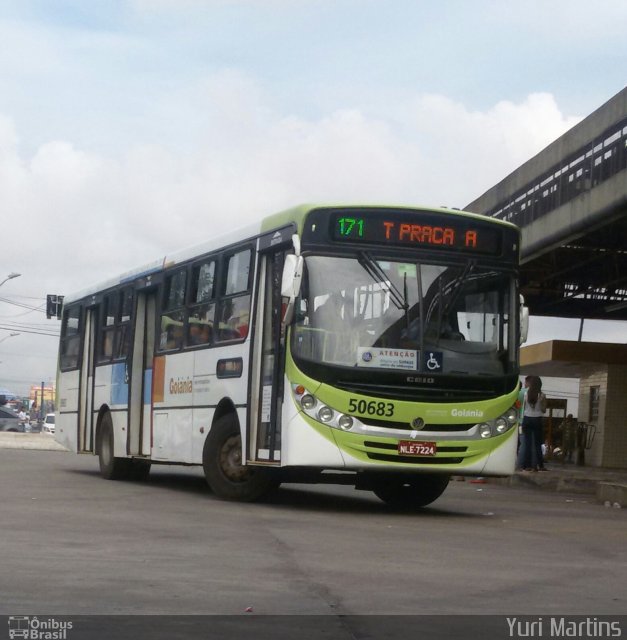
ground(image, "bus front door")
xmin=249 ymin=244 xmax=288 ymax=465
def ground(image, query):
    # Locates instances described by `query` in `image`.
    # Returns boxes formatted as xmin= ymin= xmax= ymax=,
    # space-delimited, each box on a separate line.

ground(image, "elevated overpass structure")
xmin=466 ymin=86 xmax=627 ymax=321
xmin=465 ymin=86 xmax=627 ymax=469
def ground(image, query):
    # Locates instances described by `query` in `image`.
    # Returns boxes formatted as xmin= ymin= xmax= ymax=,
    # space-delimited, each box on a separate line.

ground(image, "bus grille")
xmin=366 ymin=452 xmax=465 ymax=464
xmin=359 ymin=417 xmax=476 ymax=432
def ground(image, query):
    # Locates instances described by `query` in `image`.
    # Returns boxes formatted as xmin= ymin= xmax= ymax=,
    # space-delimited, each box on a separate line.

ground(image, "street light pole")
xmin=0 ymin=272 xmax=21 ymax=288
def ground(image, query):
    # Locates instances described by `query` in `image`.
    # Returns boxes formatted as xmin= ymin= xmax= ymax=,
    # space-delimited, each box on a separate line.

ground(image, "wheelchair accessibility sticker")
xmin=424 ymin=351 xmax=443 ymax=371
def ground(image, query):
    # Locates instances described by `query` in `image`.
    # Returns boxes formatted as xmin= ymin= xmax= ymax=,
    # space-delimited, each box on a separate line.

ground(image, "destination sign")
xmin=331 ymin=210 xmax=502 ymax=255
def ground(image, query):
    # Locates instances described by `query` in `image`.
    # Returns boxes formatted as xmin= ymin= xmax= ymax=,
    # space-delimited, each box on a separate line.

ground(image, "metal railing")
xmin=486 ymin=117 xmax=627 ymax=228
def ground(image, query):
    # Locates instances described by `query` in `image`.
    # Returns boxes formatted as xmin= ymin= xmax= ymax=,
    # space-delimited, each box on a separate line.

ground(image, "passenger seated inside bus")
xmin=218 ymin=297 xmax=250 ymax=341
xmin=188 ymin=321 xmax=212 ymax=346
xmin=160 ymin=316 xmax=184 ymax=350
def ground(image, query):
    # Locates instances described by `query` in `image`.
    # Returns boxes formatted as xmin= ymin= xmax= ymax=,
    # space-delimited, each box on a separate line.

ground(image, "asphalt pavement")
xmin=1 ymin=432 xmax=625 ymax=506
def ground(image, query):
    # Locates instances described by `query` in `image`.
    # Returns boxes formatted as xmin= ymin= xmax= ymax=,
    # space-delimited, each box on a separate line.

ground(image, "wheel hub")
xmin=219 ymin=435 xmax=251 ymax=483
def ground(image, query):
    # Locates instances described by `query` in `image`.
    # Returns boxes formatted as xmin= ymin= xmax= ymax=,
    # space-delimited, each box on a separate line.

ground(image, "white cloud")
xmin=0 ymin=86 xmax=616 ymax=393
xmin=0 ymin=86 xmax=586 ymax=289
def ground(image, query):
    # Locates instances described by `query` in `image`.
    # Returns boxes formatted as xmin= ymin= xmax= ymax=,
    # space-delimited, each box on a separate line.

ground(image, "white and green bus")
xmin=56 ymin=204 xmax=526 ymax=508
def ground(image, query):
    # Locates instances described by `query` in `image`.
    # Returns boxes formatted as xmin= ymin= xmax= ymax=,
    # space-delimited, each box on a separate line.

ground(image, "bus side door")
xmin=248 ymin=228 xmax=294 ymax=465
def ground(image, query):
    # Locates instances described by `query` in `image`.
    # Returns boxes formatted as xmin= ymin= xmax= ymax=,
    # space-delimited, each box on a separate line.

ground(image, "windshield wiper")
xmin=358 ymin=252 xmax=409 ymax=319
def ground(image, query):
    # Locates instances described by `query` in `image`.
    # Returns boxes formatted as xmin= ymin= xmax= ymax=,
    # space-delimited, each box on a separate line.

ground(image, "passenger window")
xmin=216 ymin=295 xmax=251 ymax=342
xmin=160 ymin=270 xmax=187 ymax=351
xmin=187 ymin=260 xmax=217 ymax=348
xmin=60 ymin=307 xmax=82 ymax=370
xmin=164 ymin=270 xmax=187 ymax=309
xmin=192 ymin=261 xmax=216 ymax=303
xmin=216 ymin=249 xmax=252 ymax=343
xmin=187 ymin=304 xmax=215 ymax=346
xmin=99 ymin=295 xmax=117 ymax=361
xmin=224 ymin=249 xmax=251 ymax=295
xmin=99 ymin=288 xmax=134 ymax=362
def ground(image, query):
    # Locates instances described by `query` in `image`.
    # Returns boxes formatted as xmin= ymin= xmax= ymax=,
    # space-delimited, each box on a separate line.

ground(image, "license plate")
xmin=398 ymin=441 xmax=437 ymax=456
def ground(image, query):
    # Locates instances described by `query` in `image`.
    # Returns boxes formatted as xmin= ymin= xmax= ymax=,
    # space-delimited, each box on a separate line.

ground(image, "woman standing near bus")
xmin=521 ymin=375 xmax=547 ymax=472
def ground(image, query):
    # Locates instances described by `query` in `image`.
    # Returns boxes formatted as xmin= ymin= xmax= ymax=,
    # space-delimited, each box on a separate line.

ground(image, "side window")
xmin=224 ymin=249 xmax=252 ymax=295
xmin=98 ymin=288 xmax=133 ymax=362
xmin=217 ymin=249 xmax=252 ymax=342
xmin=187 ymin=260 xmax=216 ymax=347
xmin=159 ymin=270 xmax=187 ymax=351
xmin=60 ymin=306 xmax=82 ymax=370
xmin=115 ymin=288 xmax=133 ymax=359
xmin=99 ymin=294 xmax=117 ymax=362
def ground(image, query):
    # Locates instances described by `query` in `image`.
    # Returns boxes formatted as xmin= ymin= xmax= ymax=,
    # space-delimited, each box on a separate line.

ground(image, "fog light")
xmin=301 ymin=394 xmax=316 ymax=410
xmin=318 ymin=406 xmax=334 ymax=422
xmin=338 ymin=415 xmax=354 ymax=430
xmin=495 ymin=418 xmax=508 ymax=433
xmin=479 ymin=423 xmax=492 ymax=438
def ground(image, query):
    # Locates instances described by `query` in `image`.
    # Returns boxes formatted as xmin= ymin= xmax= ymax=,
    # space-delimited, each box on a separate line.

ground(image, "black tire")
xmin=372 ymin=473 xmax=450 ymax=509
xmin=98 ymin=412 xmax=132 ymax=480
xmin=202 ymin=415 xmax=279 ymax=502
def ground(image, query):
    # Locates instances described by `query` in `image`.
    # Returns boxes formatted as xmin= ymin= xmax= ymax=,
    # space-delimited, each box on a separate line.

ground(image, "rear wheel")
xmin=202 ymin=415 xmax=279 ymax=502
xmin=372 ymin=473 xmax=450 ymax=509
xmin=98 ymin=413 xmax=132 ymax=480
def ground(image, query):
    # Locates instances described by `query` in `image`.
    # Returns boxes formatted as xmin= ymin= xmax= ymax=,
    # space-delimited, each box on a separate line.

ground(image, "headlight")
xmin=317 ymin=406 xmax=334 ymax=422
xmin=338 ymin=415 xmax=354 ymax=430
xmin=479 ymin=423 xmax=492 ymax=438
xmin=495 ymin=418 xmax=509 ymax=433
xmin=505 ymin=408 xmax=518 ymax=424
xmin=291 ymin=384 xmax=369 ymax=433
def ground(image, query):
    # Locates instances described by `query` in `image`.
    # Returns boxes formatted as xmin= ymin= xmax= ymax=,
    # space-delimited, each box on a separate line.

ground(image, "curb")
xmin=597 ymin=482 xmax=627 ymax=509
xmin=490 ymin=470 xmax=627 ymax=507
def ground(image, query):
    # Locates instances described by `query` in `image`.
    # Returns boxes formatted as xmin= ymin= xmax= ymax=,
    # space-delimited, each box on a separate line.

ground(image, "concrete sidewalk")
xmin=492 ymin=462 xmax=627 ymax=507
xmin=0 ymin=431 xmax=69 ymax=452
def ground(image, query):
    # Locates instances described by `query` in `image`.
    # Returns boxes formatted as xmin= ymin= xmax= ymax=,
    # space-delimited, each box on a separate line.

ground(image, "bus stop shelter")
xmin=520 ymin=340 xmax=627 ymax=469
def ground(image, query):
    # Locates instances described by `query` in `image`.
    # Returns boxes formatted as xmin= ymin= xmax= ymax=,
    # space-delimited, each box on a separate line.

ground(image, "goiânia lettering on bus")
xmin=169 ymin=377 xmax=193 ymax=394
xmin=451 ymin=408 xmax=484 ymax=418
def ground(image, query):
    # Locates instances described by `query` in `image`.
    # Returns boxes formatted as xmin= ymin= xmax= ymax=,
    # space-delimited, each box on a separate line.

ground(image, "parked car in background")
xmin=42 ymin=413 xmax=55 ymax=434
xmin=0 ymin=406 xmax=25 ymax=432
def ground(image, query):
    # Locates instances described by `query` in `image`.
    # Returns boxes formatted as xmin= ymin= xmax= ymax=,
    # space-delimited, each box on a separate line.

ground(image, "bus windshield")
xmin=291 ymin=254 xmax=516 ymax=376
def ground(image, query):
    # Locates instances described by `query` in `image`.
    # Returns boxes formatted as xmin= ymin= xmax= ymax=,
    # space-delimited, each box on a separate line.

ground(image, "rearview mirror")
xmin=281 ymin=254 xmax=304 ymax=326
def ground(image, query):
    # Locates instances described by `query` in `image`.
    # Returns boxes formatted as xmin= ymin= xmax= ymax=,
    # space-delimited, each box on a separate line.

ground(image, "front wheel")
xmin=202 ymin=415 xmax=279 ymax=502
xmin=372 ymin=473 xmax=450 ymax=509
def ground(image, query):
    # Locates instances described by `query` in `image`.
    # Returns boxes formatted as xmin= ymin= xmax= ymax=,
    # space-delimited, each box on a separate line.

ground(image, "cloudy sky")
xmin=1 ymin=0 xmax=626 ymax=396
